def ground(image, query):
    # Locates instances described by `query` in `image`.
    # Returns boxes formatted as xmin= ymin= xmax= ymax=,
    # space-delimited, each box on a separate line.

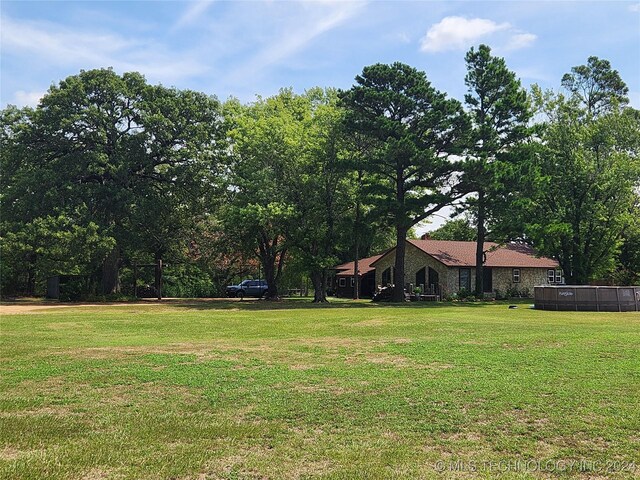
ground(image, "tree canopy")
xmin=561 ymin=56 xmax=629 ymax=116
xmin=2 ymin=53 xmax=638 ymax=300
xmin=1 ymin=68 xmax=222 ymax=295
xmin=340 ymin=62 xmax=469 ymax=301
xmin=521 ymin=93 xmax=640 ymax=284
xmin=429 ymin=218 xmax=477 ymax=242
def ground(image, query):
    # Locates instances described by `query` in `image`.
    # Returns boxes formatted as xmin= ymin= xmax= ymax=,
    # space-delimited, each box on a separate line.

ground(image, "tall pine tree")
xmin=462 ymin=45 xmax=531 ymax=295
xmin=341 ymin=63 xmax=468 ymax=301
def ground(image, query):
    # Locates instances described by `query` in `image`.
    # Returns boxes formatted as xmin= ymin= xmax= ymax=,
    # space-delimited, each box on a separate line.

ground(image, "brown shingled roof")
xmin=334 ymin=253 xmax=385 ymax=277
xmin=406 ymin=239 xmax=558 ymax=268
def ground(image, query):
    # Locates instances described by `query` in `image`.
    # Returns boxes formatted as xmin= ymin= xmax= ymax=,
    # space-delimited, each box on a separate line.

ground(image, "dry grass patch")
xmin=362 ymin=353 xmax=455 ymax=370
xmin=0 ymin=405 xmax=73 ymax=419
xmin=352 ymin=318 xmax=387 ymax=327
xmin=79 ymin=468 xmax=121 ymax=480
xmin=0 ymin=446 xmax=30 ymax=461
xmin=90 ymin=383 xmax=204 ymax=408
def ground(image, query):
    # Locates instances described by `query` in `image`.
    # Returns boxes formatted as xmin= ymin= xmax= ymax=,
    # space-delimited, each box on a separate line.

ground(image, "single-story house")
xmin=334 ymin=239 xmax=561 ymax=298
xmin=333 ymin=253 xmax=385 ymax=298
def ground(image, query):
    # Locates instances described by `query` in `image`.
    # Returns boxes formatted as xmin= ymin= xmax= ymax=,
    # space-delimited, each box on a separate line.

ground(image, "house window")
xmin=512 ymin=269 xmax=521 ymax=283
xmin=555 ymin=270 xmax=562 ymax=283
xmin=351 ymin=277 xmax=355 ymax=287
xmin=338 ymin=277 xmax=346 ymax=287
xmin=459 ymin=268 xmax=471 ymax=291
xmin=382 ymin=267 xmax=392 ymax=286
xmin=547 ymin=269 xmax=555 ymax=283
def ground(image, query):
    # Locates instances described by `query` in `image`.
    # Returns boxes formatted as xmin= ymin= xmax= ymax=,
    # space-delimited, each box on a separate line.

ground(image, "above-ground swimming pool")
xmin=534 ymin=286 xmax=640 ymax=312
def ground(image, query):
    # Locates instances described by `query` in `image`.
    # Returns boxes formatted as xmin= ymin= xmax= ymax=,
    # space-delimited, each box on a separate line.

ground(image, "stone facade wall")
xmin=373 ymin=242 xmax=458 ymax=296
xmin=492 ymin=267 xmax=555 ymax=296
xmin=373 ymin=249 xmax=395 ymax=287
xmin=373 ymin=241 xmax=559 ymax=297
xmin=457 ymin=266 xmax=557 ymax=297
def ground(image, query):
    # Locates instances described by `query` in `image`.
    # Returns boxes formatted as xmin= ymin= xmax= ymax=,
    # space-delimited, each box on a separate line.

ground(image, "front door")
xmin=483 ymin=268 xmax=493 ymax=293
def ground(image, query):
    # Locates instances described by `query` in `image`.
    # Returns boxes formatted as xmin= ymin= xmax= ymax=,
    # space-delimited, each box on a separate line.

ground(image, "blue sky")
xmin=2 ymin=0 xmax=639 ymax=110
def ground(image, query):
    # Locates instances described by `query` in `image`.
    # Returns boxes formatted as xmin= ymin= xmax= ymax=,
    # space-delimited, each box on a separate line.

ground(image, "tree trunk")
xmin=26 ymin=269 xmax=35 ymax=296
xmin=311 ymin=270 xmax=328 ymax=303
xmin=26 ymin=252 xmax=37 ymax=296
xmin=353 ymin=253 xmax=360 ymax=300
xmin=353 ymin=180 xmax=362 ymax=300
xmin=322 ymin=269 xmax=328 ymax=300
xmin=258 ymin=232 xmax=284 ymax=301
xmin=392 ymin=226 xmax=408 ymax=302
xmin=101 ymin=246 xmax=121 ymax=295
xmin=565 ymin=264 xmax=588 ymax=285
xmin=262 ymin=256 xmax=278 ymax=300
xmin=475 ymin=191 xmax=486 ymax=296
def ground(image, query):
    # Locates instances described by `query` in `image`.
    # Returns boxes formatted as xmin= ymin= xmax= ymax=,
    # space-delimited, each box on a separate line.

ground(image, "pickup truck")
xmin=226 ymin=279 xmax=269 ymax=298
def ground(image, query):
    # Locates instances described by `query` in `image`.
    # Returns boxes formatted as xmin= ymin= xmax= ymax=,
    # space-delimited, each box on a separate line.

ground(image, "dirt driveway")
xmin=0 ymin=298 xmax=252 ymax=315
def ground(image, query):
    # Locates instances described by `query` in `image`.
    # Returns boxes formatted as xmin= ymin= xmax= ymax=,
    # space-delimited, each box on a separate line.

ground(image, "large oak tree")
xmin=524 ymin=90 xmax=640 ymax=284
xmin=1 ymin=69 xmax=222 ymax=294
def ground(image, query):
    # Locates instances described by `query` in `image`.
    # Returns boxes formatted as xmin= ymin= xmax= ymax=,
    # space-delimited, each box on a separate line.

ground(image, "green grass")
xmin=1 ymin=299 xmax=639 ymax=479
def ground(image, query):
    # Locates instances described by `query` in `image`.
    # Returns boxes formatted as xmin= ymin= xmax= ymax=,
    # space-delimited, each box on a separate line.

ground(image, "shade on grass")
xmin=1 ymin=299 xmax=639 ymax=479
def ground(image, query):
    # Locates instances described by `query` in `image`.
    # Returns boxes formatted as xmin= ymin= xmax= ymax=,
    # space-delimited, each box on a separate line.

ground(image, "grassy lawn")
xmin=1 ymin=299 xmax=639 ymax=479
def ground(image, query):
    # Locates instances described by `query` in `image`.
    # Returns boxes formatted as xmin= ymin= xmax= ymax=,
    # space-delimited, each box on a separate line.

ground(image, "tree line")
xmin=2 ymin=46 xmax=639 ymax=301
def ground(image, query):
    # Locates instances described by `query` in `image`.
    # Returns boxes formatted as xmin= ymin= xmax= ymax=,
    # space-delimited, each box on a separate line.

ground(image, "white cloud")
xmin=223 ymin=1 xmax=366 ymax=85
xmin=420 ymin=16 xmax=510 ymax=52
xmin=387 ymin=32 xmax=411 ymax=44
xmin=629 ymin=3 xmax=640 ymax=12
xmin=505 ymin=32 xmax=537 ymax=51
xmin=13 ymin=90 xmax=46 ymax=108
xmin=1 ymin=16 xmax=209 ymax=84
xmin=2 ymin=17 xmax=131 ymax=64
xmin=512 ymin=67 xmax=552 ymax=82
xmin=172 ymin=0 xmax=215 ymax=31
xmin=420 ymin=16 xmax=537 ymax=53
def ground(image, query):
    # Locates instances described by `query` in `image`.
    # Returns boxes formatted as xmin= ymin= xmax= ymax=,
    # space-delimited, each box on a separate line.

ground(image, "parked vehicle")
xmin=226 ymin=279 xmax=268 ymax=298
